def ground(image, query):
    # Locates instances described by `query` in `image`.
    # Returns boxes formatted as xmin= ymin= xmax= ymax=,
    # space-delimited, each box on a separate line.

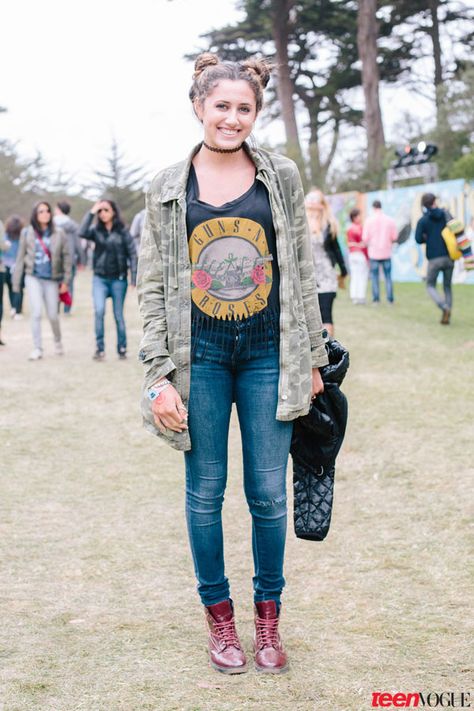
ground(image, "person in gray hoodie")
xmin=54 ymin=201 xmax=83 ymax=313
xmin=415 ymin=193 xmax=453 ymax=325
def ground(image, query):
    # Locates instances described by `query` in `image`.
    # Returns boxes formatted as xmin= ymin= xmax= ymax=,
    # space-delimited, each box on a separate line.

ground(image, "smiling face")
xmin=194 ymin=79 xmax=257 ymax=150
xmin=36 ymin=203 xmax=52 ymax=229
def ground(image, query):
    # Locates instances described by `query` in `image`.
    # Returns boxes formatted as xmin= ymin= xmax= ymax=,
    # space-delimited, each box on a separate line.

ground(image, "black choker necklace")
xmin=202 ymin=141 xmax=243 ymax=154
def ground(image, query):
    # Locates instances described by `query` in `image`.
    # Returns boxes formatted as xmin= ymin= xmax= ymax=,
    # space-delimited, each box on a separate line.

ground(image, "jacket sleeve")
xmin=12 ymin=229 xmax=27 ymax=292
xmin=79 ymin=212 xmax=97 ymax=241
xmin=290 ymin=167 xmax=329 ymax=369
xmin=124 ymin=230 xmax=138 ymax=286
xmin=415 ymin=217 xmax=426 ymax=244
xmin=137 ymin=192 xmax=176 ymax=389
xmin=390 ymin=218 xmax=398 ymax=243
xmin=71 ymin=222 xmax=84 ymax=264
xmin=59 ymin=229 xmax=72 ymax=284
xmin=0 ymin=221 xmax=6 ymax=253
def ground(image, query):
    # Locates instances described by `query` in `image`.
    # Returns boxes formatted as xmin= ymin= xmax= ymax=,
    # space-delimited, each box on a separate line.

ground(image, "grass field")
xmin=1 ymin=271 xmax=473 ymax=711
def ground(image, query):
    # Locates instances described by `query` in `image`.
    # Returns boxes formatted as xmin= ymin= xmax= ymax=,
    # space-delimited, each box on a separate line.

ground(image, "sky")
xmin=1 ymin=0 xmax=435 ymax=192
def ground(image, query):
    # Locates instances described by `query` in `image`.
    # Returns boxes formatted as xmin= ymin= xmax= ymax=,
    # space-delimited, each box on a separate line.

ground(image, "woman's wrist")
xmin=147 ymin=378 xmax=172 ymax=401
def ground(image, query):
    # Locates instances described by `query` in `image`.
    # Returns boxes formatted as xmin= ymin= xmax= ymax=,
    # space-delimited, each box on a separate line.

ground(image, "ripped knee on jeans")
xmin=247 ymin=493 xmax=287 ymax=519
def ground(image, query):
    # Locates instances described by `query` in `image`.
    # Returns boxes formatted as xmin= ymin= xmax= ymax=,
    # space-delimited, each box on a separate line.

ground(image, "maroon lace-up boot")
xmin=254 ymin=600 xmax=288 ymax=673
xmin=204 ymin=599 xmax=248 ymax=674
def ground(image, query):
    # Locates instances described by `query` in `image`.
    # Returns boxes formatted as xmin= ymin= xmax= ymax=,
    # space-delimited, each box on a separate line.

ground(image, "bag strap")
xmin=35 ymin=230 xmax=52 ymax=260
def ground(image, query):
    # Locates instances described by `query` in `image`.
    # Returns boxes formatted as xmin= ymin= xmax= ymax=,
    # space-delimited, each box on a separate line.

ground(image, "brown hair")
xmin=5 ymin=214 xmax=24 ymax=239
xmin=349 ymin=208 xmax=360 ymax=222
xmin=189 ymin=52 xmax=273 ymax=113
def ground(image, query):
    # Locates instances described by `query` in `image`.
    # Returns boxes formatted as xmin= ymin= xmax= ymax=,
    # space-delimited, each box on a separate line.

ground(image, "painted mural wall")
xmin=328 ymin=179 xmax=474 ymax=284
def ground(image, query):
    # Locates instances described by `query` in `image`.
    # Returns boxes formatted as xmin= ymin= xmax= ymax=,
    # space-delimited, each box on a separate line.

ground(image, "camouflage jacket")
xmin=13 ymin=225 xmax=72 ymax=291
xmin=137 ymin=143 xmax=329 ymax=451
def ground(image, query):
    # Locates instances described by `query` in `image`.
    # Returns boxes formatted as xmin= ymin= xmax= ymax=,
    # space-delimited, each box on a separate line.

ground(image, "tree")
xmin=192 ymin=0 xmax=365 ymax=188
xmin=357 ymin=0 xmax=385 ymax=175
xmin=430 ymin=64 xmax=474 ymax=179
xmin=90 ymin=138 xmax=147 ymax=224
xmin=449 ymin=152 xmax=474 ymax=180
xmin=269 ymin=0 xmax=306 ymax=176
xmin=380 ymin=1 xmax=474 ymax=122
xmin=0 ymin=140 xmax=52 ymax=218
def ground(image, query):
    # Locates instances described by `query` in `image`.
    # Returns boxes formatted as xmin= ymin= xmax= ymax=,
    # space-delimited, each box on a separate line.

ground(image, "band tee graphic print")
xmin=189 ymin=216 xmax=273 ymax=320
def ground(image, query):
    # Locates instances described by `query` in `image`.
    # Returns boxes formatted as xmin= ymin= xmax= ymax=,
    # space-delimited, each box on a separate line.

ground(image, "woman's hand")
xmin=337 ymin=274 xmax=346 ymax=289
xmin=90 ymin=201 xmax=102 ymax=215
xmin=311 ymin=368 xmax=324 ymax=400
xmin=59 ymin=282 xmax=68 ymax=294
xmin=151 ymin=384 xmax=188 ymax=433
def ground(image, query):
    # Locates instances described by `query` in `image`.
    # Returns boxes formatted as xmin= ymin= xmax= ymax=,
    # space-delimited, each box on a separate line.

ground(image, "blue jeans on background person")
xmin=184 ymin=319 xmax=293 ymax=608
xmin=370 ymin=258 xmax=394 ymax=303
xmin=92 ymin=275 xmax=128 ymax=353
xmin=426 ymin=256 xmax=453 ymax=311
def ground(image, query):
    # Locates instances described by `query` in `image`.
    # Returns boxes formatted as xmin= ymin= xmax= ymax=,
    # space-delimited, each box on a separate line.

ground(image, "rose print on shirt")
xmin=192 ymin=270 xmax=213 ymax=291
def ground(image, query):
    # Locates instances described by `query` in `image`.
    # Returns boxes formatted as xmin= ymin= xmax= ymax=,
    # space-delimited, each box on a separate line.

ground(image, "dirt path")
xmin=1 ymin=271 xmax=472 ymax=711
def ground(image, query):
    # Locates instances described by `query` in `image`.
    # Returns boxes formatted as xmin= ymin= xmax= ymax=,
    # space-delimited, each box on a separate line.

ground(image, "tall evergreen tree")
xmin=192 ymin=0 xmax=365 ymax=188
xmin=90 ymin=138 xmax=147 ymax=225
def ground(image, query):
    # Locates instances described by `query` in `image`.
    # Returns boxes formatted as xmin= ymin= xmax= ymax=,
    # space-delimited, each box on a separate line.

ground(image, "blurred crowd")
xmin=0 ymin=187 xmax=470 ymax=359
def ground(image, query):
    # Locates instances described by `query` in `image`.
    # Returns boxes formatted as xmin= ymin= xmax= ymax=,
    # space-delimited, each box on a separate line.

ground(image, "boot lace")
xmin=255 ymin=616 xmax=280 ymax=650
xmin=214 ymin=618 xmax=241 ymax=650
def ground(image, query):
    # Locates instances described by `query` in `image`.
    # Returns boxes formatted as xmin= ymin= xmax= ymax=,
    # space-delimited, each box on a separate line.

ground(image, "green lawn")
xmin=1 ymin=273 xmax=472 ymax=711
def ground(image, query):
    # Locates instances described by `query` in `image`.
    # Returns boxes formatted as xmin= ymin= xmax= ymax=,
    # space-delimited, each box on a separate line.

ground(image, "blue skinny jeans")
xmin=184 ymin=319 xmax=293 ymax=608
xmin=92 ymin=275 xmax=127 ymax=353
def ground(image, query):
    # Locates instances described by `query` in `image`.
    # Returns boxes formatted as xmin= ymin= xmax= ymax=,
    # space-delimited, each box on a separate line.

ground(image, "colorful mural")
xmin=328 ymin=180 xmax=474 ymax=284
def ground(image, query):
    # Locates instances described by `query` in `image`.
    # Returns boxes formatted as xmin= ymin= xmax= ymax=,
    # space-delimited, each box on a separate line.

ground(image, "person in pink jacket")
xmin=362 ymin=200 xmax=398 ymax=304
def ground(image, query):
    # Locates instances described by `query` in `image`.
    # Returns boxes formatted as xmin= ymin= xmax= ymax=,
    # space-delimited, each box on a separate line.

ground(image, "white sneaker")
xmin=29 ymin=348 xmax=43 ymax=361
xmin=54 ymin=342 xmax=64 ymax=356
xmin=13 ymin=313 xmax=23 ymax=321
xmin=10 ymin=308 xmax=16 ymax=318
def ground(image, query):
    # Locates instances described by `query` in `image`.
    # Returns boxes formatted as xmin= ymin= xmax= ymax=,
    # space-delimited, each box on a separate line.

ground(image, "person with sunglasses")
xmin=79 ymin=199 xmax=137 ymax=360
xmin=13 ymin=201 xmax=71 ymax=360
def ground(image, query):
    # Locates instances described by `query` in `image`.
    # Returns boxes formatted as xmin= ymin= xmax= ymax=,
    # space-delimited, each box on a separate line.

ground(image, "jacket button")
xmin=281 ymin=394 xmax=288 ymax=401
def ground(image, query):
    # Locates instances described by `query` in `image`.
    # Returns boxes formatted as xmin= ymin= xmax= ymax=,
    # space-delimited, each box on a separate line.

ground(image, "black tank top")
xmin=186 ymin=164 xmax=280 ymax=327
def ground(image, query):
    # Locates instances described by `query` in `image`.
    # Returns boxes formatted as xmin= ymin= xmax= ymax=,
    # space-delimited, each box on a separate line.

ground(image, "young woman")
xmin=79 ymin=200 xmax=137 ymax=360
xmin=13 ymin=202 xmax=71 ymax=360
xmin=305 ymin=188 xmax=347 ymax=337
xmin=346 ymin=208 xmax=369 ymax=304
xmin=0 ymin=220 xmax=9 ymax=344
xmin=3 ymin=215 xmax=25 ymax=319
xmin=137 ymin=53 xmax=328 ymax=675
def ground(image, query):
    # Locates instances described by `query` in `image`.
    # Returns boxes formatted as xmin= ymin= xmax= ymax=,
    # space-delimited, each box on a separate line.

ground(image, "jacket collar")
xmin=157 ymin=142 xmax=276 ymax=203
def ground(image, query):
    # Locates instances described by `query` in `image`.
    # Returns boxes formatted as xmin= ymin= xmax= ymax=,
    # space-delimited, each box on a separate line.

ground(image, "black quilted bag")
xmin=291 ymin=339 xmax=349 ymax=541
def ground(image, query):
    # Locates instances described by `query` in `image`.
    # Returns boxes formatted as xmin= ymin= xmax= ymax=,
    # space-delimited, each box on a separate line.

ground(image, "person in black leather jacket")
xmin=80 ymin=200 xmax=137 ymax=360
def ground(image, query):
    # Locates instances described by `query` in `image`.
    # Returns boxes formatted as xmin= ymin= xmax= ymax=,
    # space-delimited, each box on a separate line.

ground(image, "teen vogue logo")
xmin=371 ymin=692 xmax=471 ymax=708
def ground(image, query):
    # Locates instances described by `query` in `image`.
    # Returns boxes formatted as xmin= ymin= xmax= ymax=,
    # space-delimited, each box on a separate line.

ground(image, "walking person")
xmin=130 ymin=207 xmax=145 ymax=255
xmin=3 ymin=215 xmax=25 ymax=319
xmin=362 ymin=200 xmax=398 ymax=304
xmin=346 ymin=208 xmax=369 ymax=304
xmin=137 ymin=53 xmax=328 ymax=675
xmin=305 ymin=188 xmax=347 ymax=337
xmin=79 ymin=199 xmax=137 ymax=360
xmin=54 ymin=201 xmax=82 ymax=314
xmin=13 ymin=202 xmax=71 ymax=360
xmin=415 ymin=193 xmax=454 ymax=324
xmin=0 ymin=219 xmax=8 ymax=345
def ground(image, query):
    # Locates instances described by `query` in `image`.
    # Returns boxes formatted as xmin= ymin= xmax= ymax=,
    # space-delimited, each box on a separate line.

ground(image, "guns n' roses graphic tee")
xmin=186 ymin=165 xmax=280 ymax=335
